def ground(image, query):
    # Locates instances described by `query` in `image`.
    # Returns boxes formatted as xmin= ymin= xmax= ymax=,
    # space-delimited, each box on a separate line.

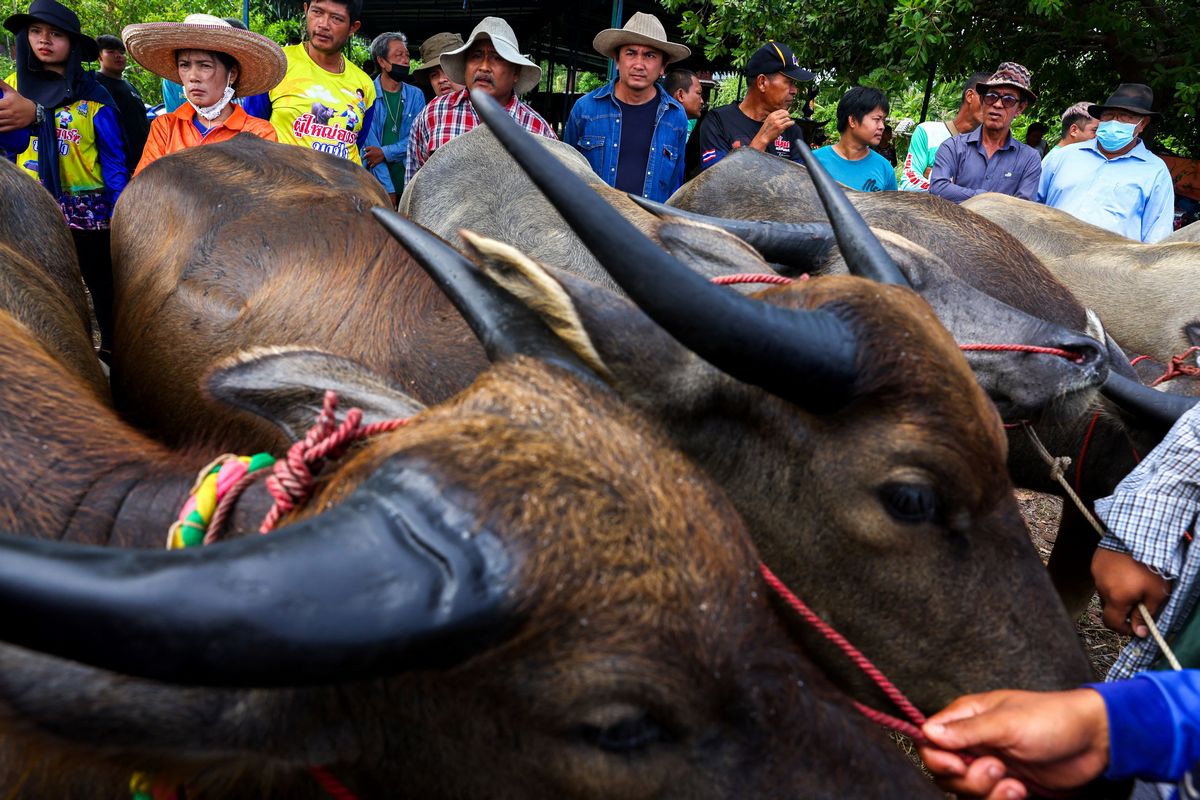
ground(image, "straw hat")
xmin=592 ymin=12 xmax=690 ymax=64
xmin=412 ymin=32 xmax=464 ymax=78
xmin=123 ymin=14 xmax=287 ymax=97
xmin=440 ymin=17 xmax=542 ymax=95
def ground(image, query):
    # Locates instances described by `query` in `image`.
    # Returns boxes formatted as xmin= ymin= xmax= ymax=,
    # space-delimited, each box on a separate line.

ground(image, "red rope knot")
xmin=958 ymin=342 xmax=1085 ymax=363
xmin=259 ymin=391 xmax=408 ymax=534
xmin=1150 ymin=345 xmax=1200 ymax=387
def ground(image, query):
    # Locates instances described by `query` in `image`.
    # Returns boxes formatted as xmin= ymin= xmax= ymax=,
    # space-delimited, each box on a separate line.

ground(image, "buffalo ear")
xmin=206 ymin=347 xmax=425 ymax=441
xmin=652 ymin=219 xmax=781 ymax=291
xmin=1185 ymin=320 xmax=1200 ymax=350
xmin=458 ymin=230 xmax=614 ymax=381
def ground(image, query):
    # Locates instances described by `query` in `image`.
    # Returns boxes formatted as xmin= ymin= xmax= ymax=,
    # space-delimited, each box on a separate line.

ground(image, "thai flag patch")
xmin=701 ymin=149 xmax=719 ymax=164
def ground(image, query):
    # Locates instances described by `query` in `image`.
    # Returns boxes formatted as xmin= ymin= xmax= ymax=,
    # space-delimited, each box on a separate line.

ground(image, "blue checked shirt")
xmin=1095 ymin=402 xmax=1200 ymax=680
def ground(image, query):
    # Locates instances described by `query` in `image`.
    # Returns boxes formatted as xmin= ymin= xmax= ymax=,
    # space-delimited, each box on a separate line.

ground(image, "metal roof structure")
xmin=357 ymin=0 xmax=729 ymax=76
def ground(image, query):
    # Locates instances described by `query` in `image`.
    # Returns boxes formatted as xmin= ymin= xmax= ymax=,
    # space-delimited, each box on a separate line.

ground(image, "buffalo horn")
xmin=786 ymin=132 xmax=910 ymax=287
xmin=469 ymin=89 xmax=860 ymax=414
xmin=373 ymin=209 xmax=603 ymax=386
xmin=627 ymin=194 xmax=838 ymax=275
xmin=0 ymin=463 xmax=513 ymax=686
xmin=1101 ymin=372 xmax=1198 ymax=428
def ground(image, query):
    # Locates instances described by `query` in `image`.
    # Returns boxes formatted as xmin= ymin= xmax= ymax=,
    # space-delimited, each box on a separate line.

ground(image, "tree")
xmin=659 ymin=0 xmax=1200 ymax=154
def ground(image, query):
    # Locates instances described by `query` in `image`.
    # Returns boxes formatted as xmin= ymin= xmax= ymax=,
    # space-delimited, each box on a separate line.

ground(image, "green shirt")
xmin=380 ymin=88 xmax=406 ymax=193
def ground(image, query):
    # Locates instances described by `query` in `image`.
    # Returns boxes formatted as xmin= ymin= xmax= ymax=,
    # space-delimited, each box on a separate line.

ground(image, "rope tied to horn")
xmin=149 ymin=390 xmax=412 ymax=800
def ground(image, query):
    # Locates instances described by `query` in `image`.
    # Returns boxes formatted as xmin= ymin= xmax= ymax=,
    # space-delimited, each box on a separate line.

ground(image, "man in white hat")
xmin=562 ymin=12 xmax=690 ymax=202
xmin=405 ymin=17 xmax=553 ymax=184
xmin=1038 ymin=84 xmax=1173 ymax=242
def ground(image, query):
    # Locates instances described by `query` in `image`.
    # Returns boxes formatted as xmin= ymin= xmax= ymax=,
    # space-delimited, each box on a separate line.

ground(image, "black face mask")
xmin=386 ymin=63 xmax=409 ymax=83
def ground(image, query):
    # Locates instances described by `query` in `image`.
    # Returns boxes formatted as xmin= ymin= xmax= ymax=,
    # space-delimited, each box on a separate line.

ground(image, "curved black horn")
xmin=786 ymin=132 xmax=910 ymax=287
xmin=0 ymin=463 xmax=514 ymax=686
xmin=373 ymin=209 xmax=603 ymax=386
xmin=1102 ymin=372 xmax=1199 ymax=429
xmin=627 ymin=194 xmax=838 ymax=274
xmin=469 ymin=89 xmax=859 ymax=414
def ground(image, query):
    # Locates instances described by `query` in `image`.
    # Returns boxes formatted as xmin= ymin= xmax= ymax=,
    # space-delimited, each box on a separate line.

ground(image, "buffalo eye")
xmin=878 ymin=483 xmax=941 ymax=525
xmin=576 ymin=713 xmax=669 ymax=753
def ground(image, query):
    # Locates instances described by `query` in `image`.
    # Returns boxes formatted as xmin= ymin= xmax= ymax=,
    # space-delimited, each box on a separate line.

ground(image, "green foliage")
xmin=659 ymin=0 xmax=1200 ymax=155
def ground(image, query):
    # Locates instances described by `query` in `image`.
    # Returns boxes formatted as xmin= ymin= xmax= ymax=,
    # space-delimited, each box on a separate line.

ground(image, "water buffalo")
xmin=0 ymin=233 xmax=940 ymax=797
xmin=1165 ymin=220 xmax=1200 ymax=243
xmin=0 ymin=157 xmax=107 ymax=399
xmin=112 ymin=126 xmax=1094 ymax=722
xmin=964 ymin=191 xmax=1200 ymax=363
xmin=403 ymin=126 xmax=1109 ymax=422
xmin=109 ymin=136 xmax=489 ymax=451
xmin=664 ymin=144 xmax=1196 ymax=617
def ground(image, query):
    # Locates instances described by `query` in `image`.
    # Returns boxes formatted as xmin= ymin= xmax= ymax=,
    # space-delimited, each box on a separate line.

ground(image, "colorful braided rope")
xmin=167 ymin=453 xmax=276 ymax=550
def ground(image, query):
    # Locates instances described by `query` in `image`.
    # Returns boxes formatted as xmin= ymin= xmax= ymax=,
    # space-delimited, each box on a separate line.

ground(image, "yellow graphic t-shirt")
xmin=270 ymin=44 xmax=374 ymax=165
xmin=7 ymin=71 xmax=105 ymax=194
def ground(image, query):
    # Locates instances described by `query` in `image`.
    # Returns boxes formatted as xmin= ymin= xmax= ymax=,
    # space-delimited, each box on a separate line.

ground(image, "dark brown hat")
xmin=1088 ymin=83 xmax=1160 ymax=119
xmin=4 ymin=0 xmax=98 ymax=60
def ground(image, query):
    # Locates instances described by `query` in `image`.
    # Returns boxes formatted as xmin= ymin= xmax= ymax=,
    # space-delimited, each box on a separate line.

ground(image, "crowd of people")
xmin=0 ymin=0 xmax=1198 ymax=796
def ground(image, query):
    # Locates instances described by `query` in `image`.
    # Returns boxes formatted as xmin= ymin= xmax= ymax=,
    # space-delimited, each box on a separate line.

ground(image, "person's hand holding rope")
xmin=917 ymin=688 xmax=1110 ymax=799
xmin=1092 ymin=547 xmax=1171 ymax=638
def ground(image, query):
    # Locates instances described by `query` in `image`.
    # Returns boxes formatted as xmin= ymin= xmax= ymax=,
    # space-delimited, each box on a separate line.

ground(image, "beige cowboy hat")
xmin=122 ymin=13 xmax=287 ymax=97
xmin=440 ymin=17 xmax=542 ymax=95
xmin=592 ymin=12 xmax=690 ymax=64
xmin=412 ymin=31 xmax=464 ymax=78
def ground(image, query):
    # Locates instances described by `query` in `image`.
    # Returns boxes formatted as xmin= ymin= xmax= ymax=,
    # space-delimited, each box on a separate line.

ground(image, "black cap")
xmin=4 ymin=0 xmax=99 ymax=60
xmin=745 ymin=42 xmax=813 ymax=82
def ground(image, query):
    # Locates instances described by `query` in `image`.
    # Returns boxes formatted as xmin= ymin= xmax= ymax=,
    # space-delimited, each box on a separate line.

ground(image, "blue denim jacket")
xmin=563 ymin=81 xmax=688 ymax=202
xmin=362 ymin=76 xmax=426 ymax=194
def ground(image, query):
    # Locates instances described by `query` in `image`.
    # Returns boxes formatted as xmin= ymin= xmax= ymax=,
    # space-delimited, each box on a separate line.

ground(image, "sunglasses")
xmin=982 ymin=91 xmax=1022 ymax=109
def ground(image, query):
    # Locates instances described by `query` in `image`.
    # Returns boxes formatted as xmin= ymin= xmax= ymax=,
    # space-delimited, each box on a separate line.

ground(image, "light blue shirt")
xmin=811 ymin=145 xmax=898 ymax=192
xmin=1038 ymin=138 xmax=1175 ymax=243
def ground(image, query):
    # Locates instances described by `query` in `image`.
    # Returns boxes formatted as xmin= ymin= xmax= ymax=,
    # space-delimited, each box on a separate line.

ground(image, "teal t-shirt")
xmin=812 ymin=145 xmax=898 ymax=192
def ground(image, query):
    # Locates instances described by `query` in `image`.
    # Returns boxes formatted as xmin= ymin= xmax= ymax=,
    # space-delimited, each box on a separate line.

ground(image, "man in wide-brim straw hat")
xmin=405 ymin=16 xmax=555 ymax=184
xmin=412 ymin=32 xmax=465 ymax=98
xmin=124 ymin=14 xmax=286 ymax=174
xmin=562 ymin=11 xmax=691 ymax=202
xmin=1038 ymin=83 xmax=1174 ymax=242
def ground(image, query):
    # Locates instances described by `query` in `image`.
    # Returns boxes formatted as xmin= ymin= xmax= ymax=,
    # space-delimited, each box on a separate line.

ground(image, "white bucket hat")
xmin=440 ymin=17 xmax=542 ymax=96
xmin=123 ymin=14 xmax=287 ymax=97
xmin=592 ymin=12 xmax=690 ymax=64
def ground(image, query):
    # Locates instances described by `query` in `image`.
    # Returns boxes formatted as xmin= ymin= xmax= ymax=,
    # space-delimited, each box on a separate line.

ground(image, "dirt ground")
xmin=1015 ymin=489 xmax=1128 ymax=678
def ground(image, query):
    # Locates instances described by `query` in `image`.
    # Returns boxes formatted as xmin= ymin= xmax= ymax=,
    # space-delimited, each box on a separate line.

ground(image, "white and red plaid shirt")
xmin=406 ymin=88 xmax=556 ymax=183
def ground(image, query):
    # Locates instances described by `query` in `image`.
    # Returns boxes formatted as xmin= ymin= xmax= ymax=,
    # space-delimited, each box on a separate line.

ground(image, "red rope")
xmin=710 ymin=272 xmax=798 ymax=286
xmin=758 ymin=562 xmax=929 ymax=742
xmin=1149 ymin=345 xmax=1200 ymax=387
xmin=1074 ymin=411 xmax=1103 ymax=494
xmin=958 ymin=342 xmax=1085 ymax=362
xmin=259 ymin=391 xmax=407 ymax=534
xmin=307 ymin=767 xmax=360 ymax=800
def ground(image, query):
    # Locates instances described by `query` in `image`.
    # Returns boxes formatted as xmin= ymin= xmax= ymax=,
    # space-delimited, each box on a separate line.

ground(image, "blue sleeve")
xmin=360 ymin=101 xmax=394 ymax=193
xmin=669 ymin=123 xmax=686 ymax=195
xmin=94 ymin=104 xmax=128 ymax=202
xmin=1091 ymin=670 xmax=1200 ymax=782
xmin=239 ymin=93 xmax=271 ymax=120
xmin=929 ymin=140 xmax=981 ymax=203
xmin=562 ymin=105 xmax=581 ymax=151
xmin=161 ymin=79 xmax=185 ymax=113
xmin=1143 ymin=166 xmax=1176 ymax=243
xmin=1014 ymin=151 xmax=1041 ymax=201
xmin=0 ymin=128 xmax=30 ymax=160
xmin=1037 ymin=149 xmax=1059 ymax=203
xmin=357 ymin=102 xmax=376 ymax=163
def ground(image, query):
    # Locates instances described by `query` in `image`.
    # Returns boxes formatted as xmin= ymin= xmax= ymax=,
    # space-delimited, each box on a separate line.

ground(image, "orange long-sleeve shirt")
xmin=135 ymin=103 xmax=277 ymax=175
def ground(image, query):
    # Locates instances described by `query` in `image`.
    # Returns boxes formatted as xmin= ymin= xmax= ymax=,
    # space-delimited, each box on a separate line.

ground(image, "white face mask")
xmin=189 ymin=83 xmax=236 ymax=121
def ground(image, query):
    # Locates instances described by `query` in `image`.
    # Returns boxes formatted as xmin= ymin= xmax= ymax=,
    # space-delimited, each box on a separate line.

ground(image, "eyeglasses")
xmin=982 ymin=92 xmax=1021 ymax=109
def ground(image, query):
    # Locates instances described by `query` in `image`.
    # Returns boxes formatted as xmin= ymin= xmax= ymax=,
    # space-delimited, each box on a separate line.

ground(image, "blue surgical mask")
xmin=1096 ymin=119 xmax=1138 ymax=151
